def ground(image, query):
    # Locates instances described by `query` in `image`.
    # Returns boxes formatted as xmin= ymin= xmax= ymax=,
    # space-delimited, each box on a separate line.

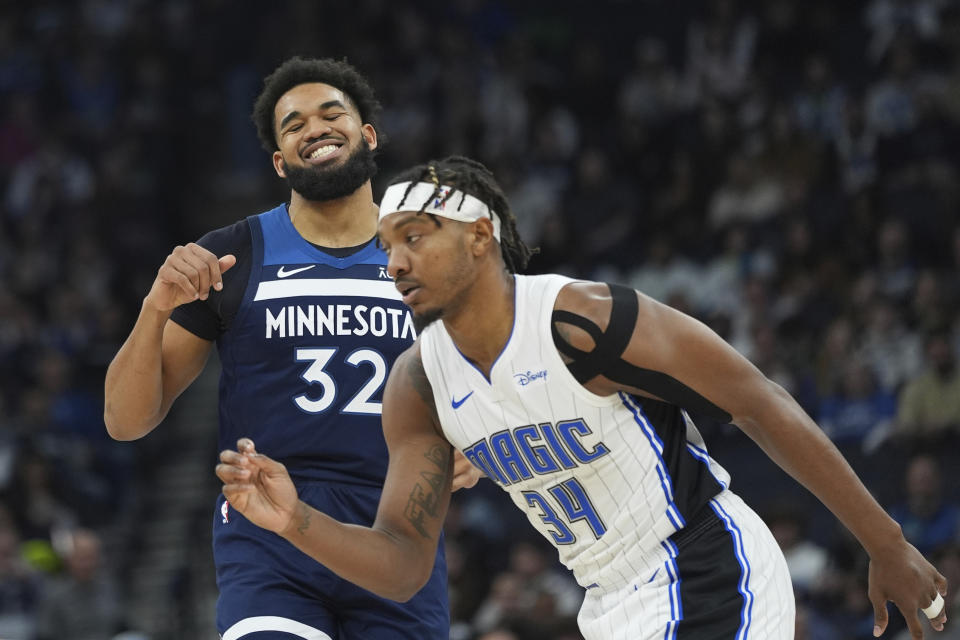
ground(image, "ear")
xmin=362 ymin=123 xmax=378 ymax=151
xmin=470 ymin=218 xmax=497 ymax=256
xmin=272 ymin=150 xmax=286 ymax=178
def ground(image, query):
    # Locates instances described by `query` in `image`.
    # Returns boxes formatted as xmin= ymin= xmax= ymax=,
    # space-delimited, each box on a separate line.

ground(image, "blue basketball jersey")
xmin=216 ymin=204 xmax=416 ymax=486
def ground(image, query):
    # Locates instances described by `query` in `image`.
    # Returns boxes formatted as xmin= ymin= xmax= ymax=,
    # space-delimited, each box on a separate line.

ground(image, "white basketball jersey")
xmin=419 ymin=274 xmax=733 ymax=590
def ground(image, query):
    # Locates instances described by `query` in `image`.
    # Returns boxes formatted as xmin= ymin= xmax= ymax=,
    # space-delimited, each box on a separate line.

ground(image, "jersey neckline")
xmin=272 ymin=203 xmax=381 ymax=267
xmin=446 ymin=274 xmax=519 ymax=386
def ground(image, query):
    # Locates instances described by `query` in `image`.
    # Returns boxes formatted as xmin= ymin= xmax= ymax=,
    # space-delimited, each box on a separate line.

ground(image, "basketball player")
xmin=105 ymin=61 xmax=479 ymax=639
xmin=215 ymin=156 xmax=949 ymax=639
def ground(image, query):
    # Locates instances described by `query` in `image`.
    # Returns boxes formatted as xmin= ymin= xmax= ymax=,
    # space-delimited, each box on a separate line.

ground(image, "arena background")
xmin=1 ymin=1 xmax=960 ymax=638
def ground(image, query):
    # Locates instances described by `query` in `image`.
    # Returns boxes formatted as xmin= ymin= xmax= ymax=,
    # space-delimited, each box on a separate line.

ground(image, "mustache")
xmin=300 ymin=135 xmax=342 ymax=153
xmin=395 ymin=277 xmax=419 ymax=290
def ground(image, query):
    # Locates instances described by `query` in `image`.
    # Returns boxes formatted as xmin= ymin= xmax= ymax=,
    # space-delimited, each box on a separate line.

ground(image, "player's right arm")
xmin=104 ymin=243 xmax=236 ymax=440
xmin=216 ymin=343 xmax=454 ymax=602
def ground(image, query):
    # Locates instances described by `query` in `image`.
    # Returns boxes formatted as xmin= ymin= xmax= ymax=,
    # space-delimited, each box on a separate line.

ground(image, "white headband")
xmin=379 ymin=181 xmax=501 ymax=241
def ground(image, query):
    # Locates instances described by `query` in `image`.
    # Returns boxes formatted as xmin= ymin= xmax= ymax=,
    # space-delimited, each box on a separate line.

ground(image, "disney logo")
xmin=514 ymin=370 xmax=548 ymax=386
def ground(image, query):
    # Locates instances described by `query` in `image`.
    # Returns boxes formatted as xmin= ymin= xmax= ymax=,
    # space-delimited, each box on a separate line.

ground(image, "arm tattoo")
xmin=403 ymin=445 xmax=451 ymax=539
xmin=405 ymin=351 xmax=440 ymax=424
xmin=296 ymin=502 xmax=312 ymax=535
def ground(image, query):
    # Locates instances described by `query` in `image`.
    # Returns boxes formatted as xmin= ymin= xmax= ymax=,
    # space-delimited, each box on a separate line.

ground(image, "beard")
xmin=410 ymin=247 xmax=475 ymax=334
xmin=413 ymin=309 xmax=442 ymax=334
xmin=283 ymin=140 xmax=377 ymax=202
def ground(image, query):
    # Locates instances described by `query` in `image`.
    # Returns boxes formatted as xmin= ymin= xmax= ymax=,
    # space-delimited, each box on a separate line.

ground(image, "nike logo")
xmin=451 ymin=391 xmax=474 ymax=409
xmin=277 ymin=265 xmax=316 ymax=278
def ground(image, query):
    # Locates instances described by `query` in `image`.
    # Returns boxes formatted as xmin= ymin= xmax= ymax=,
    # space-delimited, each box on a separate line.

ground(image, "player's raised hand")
xmin=216 ymin=438 xmax=299 ymax=535
xmin=145 ymin=243 xmax=237 ymax=311
xmin=867 ymin=537 xmax=948 ymax=638
xmin=451 ymin=449 xmax=483 ymax=491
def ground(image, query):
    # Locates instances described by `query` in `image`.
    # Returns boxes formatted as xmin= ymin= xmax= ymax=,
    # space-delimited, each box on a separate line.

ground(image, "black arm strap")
xmin=552 ymin=283 xmax=638 ymax=384
xmin=551 ymin=282 xmax=733 ymax=423
xmin=551 ymin=310 xmax=600 ymax=361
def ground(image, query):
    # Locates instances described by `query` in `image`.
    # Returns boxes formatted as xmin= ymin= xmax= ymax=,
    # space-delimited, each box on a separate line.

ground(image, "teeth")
xmin=308 ymin=145 xmax=338 ymax=159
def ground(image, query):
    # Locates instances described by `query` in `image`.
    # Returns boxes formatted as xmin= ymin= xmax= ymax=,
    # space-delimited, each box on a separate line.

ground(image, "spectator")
xmin=34 ymin=528 xmax=124 ymax=640
xmin=895 ymin=327 xmax=960 ymax=444
xmin=766 ymin=508 xmax=830 ymax=596
xmin=707 ymin=150 xmax=786 ymax=231
xmin=858 ymin=296 xmax=922 ymax=392
xmin=887 ymin=453 xmax=960 ymax=555
xmin=866 ymin=40 xmax=921 ymax=136
xmin=0 ymin=507 xmax=43 ymax=640
xmin=818 ymin=359 xmax=897 ymax=452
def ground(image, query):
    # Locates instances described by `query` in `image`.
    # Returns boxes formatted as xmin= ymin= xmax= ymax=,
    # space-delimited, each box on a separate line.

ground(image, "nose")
xmin=303 ymin=115 xmax=333 ymax=140
xmin=386 ymin=246 xmax=409 ymax=281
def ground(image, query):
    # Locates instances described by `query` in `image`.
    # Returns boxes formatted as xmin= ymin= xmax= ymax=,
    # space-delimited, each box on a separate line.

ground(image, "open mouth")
xmin=302 ymin=140 xmax=344 ymax=164
xmin=397 ymin=283 xmax=420 ymax=303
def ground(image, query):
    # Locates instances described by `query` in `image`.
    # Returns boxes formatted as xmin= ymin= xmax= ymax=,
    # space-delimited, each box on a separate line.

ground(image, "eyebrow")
xmin=383 ymin=213 xmax=442 ymax=236
xmin=278 ymin=100 xmax=349 ymax=132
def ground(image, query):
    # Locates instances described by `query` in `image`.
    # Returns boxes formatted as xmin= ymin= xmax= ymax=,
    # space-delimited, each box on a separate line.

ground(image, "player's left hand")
xmin=451 ymin=449 xmax=483 ymax=491
xmin=868 ymin=536 xmax=948 ymax=638
xmin=216 ymin=438 xmax=299 ymax=535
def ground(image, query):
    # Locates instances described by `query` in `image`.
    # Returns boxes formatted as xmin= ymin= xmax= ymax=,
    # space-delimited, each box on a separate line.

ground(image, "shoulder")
xmin=389 ymin=343 xmax=431 ymax=399
xmin=552 ymin=280 xmax=672 ymax=358
xmin=387 ymin=342 xmax=442 ymax=432
xmin=195 ymin=219 xmax=251 ymax=255
xmin=555 ymin=281 xmax=613 ymax=324
xmin=552 ymin=281 xmax=616 ymax=353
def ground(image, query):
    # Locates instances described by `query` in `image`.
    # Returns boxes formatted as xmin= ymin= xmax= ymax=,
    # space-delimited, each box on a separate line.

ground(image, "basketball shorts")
xmin=213 ymin=481 xmax=449 ymax=640
xmin=577 ymin=490 xmax=795 ymax=640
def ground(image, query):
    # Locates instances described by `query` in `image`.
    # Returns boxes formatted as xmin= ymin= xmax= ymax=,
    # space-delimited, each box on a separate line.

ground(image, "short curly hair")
xmin=252 ymin=56 xmax=383 ymax=152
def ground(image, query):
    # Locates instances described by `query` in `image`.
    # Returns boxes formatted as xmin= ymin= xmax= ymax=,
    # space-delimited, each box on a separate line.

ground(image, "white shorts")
xmin=577 ymin=491 xmax=795 ymax=640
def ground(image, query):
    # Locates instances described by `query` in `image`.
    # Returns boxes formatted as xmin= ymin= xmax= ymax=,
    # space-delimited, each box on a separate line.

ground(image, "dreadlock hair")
xmin=252 ymin=56 xmax=384 ymax=153
xmin=386 ymin=156 xmax=537 ymax=274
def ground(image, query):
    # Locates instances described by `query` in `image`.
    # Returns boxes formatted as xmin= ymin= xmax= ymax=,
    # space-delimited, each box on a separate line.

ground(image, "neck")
xmin=288 ymin=181 xmax=378 ymax=247
xmin=442 ymin=268 xmax=515 ymax=378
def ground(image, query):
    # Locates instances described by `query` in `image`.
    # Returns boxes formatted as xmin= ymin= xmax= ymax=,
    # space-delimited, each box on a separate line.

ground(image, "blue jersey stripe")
xmin=620 ymin=393 xmax=686 ymax=529
xmin=710 ymin=499 xmax=754 ymax=640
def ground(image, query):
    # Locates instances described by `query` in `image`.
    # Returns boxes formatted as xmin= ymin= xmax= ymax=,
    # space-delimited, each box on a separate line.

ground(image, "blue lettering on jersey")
xmin=514 ymin=425 xmax=562 ymax=475
xmin=557 ymin=419 xmax=611 ymax=463
xmin=463 ymin=419 xmax=609 ymax=487
xmin=490 ymin=430 xmax=534 ymax=484
xmin=462 ymin=440 xmax=509 ymax=485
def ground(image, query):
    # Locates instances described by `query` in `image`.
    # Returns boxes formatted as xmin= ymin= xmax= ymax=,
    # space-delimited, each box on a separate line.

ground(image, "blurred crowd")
xmin=1 ymin=0 xmax=960 ymax=638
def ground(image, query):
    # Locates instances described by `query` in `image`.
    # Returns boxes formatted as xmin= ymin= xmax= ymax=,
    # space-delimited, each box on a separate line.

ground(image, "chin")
xmin=413 ymin=309 xmax=443 ymax=333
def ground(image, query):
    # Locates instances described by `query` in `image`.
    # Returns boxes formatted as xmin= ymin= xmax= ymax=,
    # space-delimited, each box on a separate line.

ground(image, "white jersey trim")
xmin=221 ymin=615 xmax=333 ymax=640
xmin=254 ymin=278 xmax=402 ymax=301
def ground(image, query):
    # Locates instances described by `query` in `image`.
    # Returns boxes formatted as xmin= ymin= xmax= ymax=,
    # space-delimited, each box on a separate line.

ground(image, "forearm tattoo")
xmin=296 ymin=502 xmax=312 ymax=536
xmin=404 ymin=444 xmax=451 ymax=539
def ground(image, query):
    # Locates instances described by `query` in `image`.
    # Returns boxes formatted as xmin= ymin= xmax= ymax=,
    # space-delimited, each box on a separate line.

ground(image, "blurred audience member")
xmin=766 ymin=507 xmax=830 ymax=596
xmin=34 ymin=528 xmax=123 ymax=640
xmin=0 ymin=507 xmax=43 ymax=640
xmin=887 ymin=454 xmax=960 ymax=555
xmin=896 ymin=327 xmax=960 ymax=444
xmin=818 ymin=358 xmax=897 ymax=453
